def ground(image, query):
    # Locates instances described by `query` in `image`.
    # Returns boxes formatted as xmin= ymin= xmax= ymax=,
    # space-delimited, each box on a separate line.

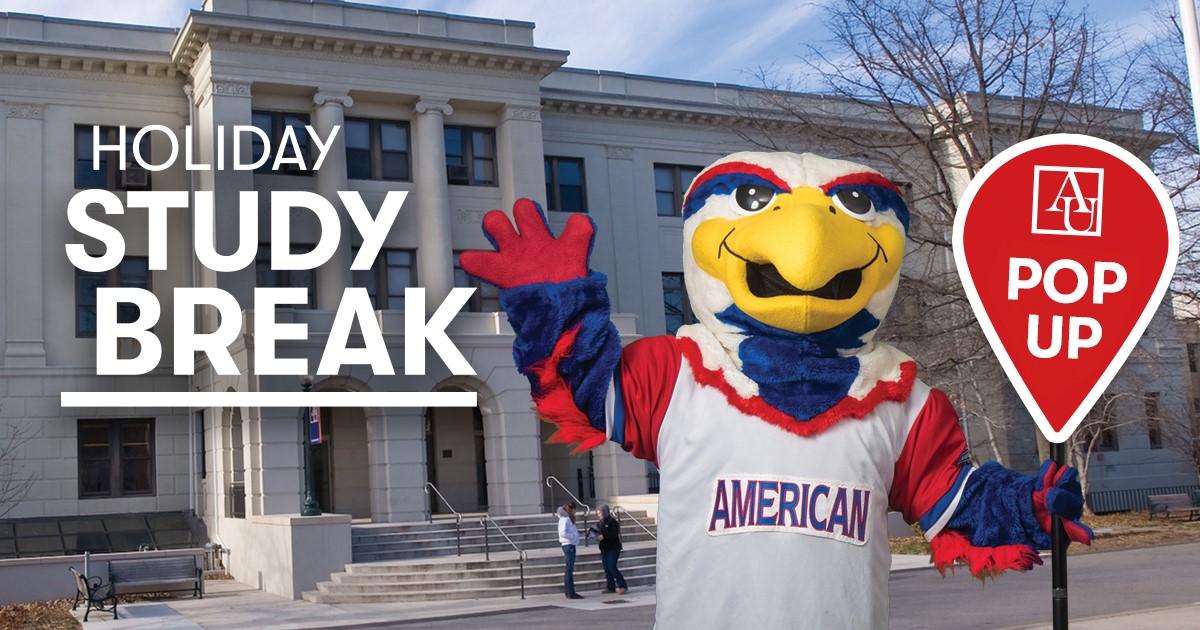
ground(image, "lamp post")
xmin=300 ymin=375 xmax=321 ymax=516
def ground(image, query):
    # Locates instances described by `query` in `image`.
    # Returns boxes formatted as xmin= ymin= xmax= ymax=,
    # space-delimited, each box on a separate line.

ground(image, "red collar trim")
xmin=677 ymin=336 xmax=917 ymax=437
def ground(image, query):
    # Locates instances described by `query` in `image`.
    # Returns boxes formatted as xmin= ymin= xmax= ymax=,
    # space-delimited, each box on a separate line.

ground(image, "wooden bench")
xmin=1146 ymin=493 xmax=1200 ymax=520
xmin=108 ymin=555 xmax=204 ymax=600
xmin=69 ymin=566 xmax=118 ymax=621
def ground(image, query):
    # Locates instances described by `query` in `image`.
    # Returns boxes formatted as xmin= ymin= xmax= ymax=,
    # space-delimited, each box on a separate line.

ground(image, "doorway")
xmin=311 ymin=407 xmax=370 ymax=518
xmin=425 ymin=406 xmax=488 ymax=513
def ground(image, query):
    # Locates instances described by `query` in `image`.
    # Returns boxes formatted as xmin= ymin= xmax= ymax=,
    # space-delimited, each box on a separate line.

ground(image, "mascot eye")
xmin=831 ymin=189 xmax=875 ymax=220
xmin=732 ymin=185 xmax=776 ymax=213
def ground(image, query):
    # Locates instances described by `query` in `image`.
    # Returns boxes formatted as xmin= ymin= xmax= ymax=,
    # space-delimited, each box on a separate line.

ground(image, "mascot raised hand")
xmin=461 ymin=152 xmax=1091 ymax=629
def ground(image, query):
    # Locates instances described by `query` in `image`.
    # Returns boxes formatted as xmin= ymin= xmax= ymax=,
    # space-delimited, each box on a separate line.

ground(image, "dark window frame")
xmin=654 ymin=163 xmax=703 ymax=217
xmin=254 ymin=246 xmax=318 ymax=308
xmin=1145 ymin=393 xmax=1163 ymax=450
xmin=1083 ymin=395 xmax=1121 ymax=453
xmin=74 ymin=125 xmax=151 ymax=190
xmin=544 ymin=156 xmax=587 ymax=213
xmin=77 ymin=419 xmax=156 ymax=499
xmin=344 ymin=117 xmax=412 ymax=181
xmin=76 ymin=257 xmax=151 ymax=338
xmin=444 ymin=126 xmax=497 ymax=186
xmin=250 ymin=110 xmax=312 ymax=176
xmin=453 ymin=252 xmax=502 ymax=313
xmin=352 ymin=247 xmax=417 ymax=310
xmin=1189 ymin=343 xmax=1199 ymax=373
xmin=662 ymin=272 xmax=697 ymax=335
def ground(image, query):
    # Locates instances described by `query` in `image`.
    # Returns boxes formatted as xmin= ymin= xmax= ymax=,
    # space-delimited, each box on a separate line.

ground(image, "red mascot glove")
xmin=1031 ymin=460 xmax=1094 ymax=545
xmin=459 ymin=199 xmax=596 ymax=289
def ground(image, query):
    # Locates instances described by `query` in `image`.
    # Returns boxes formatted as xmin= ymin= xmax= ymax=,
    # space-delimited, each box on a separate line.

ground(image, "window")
xmin=663 ymin=272 xmax=697 ymax=335
xmin=1082 ymin=395 xmax=1120 ymax=453
xmin=76 ymin=257 xmax=150 ymax=337
xmin=75 ymin=125 xmax=150 ymax=190
xmin=444 ymin=126 xmax=496 ymax=185
xmin=255 ymin=248 xmax=316 ymax=308
xmin=1189 ymin=343 xmax=1199 ymax=372
xmin=1145 ymin=393 xmax=1163 ymax=449
xmin=352 ymin=248 xmax=416 ymax=309
xmin=345 ymin=118 xmax=411 ymax=181
xmin=544 ymin=157 xmax=587 ymax=212
xmin=453 ymin=252 xmax=502 ymax=312
xmin=654 ymin=163 xmax=703 ymax=217
xmin=250 ymin=111 xmax=311 ymax=175
xmin=78 ymin=419 xmax=155 ymax=498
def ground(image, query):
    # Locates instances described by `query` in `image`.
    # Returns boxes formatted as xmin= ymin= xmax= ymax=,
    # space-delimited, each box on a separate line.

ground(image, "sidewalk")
xmin=1005 ymin=602 xmax=1200 ymax=630
xmin=70 ymin=555 xmax=1189 ymax=629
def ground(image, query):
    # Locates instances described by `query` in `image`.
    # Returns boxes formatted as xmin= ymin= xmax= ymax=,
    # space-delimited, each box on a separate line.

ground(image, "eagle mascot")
xmin=461 ymin=151 xmax=1092 ymax=629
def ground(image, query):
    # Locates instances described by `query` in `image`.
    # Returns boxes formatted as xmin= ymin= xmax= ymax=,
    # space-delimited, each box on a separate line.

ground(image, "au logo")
xmin=1032 ymin=166 xmax=1103 ymax=236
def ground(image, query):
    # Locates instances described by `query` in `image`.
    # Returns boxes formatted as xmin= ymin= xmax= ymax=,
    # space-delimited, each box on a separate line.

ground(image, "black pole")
xmin=300 ymin=379 xmax=321 ymax=516
xmin=1051 ymin=441 xmax=1068 ymax=630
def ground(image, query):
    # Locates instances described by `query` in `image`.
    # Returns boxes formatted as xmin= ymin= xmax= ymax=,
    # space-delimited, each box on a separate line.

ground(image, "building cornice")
xmin=171 ymin=12 xmax=568 ymax=81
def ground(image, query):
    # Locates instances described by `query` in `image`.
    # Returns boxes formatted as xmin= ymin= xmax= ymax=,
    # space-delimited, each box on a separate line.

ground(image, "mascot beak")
xmin=691 ymin=186 xmax=904 ymax=334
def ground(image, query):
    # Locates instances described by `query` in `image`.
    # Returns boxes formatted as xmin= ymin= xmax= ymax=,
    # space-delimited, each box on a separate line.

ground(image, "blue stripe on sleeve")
xmin=917 ymin=465 xmax=971 ymax=532
xmin=610 ymin=368 xmax=626 ymax=447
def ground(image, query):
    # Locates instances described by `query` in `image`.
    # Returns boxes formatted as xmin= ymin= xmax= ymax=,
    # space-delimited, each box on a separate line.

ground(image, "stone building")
xmin=0 ymin=0 xmax=1195 ymax=600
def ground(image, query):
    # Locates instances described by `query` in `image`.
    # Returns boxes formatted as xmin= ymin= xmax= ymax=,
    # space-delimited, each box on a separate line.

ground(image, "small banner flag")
xmin=308 ymin=406 xmax=323 ymax=445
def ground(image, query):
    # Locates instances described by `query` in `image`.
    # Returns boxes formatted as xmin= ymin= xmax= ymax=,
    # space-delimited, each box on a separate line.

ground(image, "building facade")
xmin=0 ymin=0 xmax=1195 ymax=599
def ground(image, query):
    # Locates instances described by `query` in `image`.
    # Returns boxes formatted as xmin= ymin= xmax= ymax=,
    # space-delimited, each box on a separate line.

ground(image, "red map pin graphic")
xmin=954 ymin=134 xmax=1178 ymax=443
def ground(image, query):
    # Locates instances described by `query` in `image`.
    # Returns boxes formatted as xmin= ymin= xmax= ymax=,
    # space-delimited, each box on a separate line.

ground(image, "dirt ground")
xmin=6 ymin=512 xmax=1197 ymax=629
xmin=888 ymin=509 xmax=1200 ymax=556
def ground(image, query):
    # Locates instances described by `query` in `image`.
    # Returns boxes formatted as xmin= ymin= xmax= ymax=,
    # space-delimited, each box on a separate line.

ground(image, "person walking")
xmin=595 ymin=505 xmax=628 ymax=594
xmin=557 ymin=502 xmax=583 ymax=599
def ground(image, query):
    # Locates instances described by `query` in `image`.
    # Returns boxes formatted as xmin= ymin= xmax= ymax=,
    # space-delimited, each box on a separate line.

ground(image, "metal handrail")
xmin=546 ymin=476 xmax=592 ymax=546
xmin=479 ymin=515 xmax=528 ymax=599
xmin=424 ymin=482 xmax=463 ymax=556
xmin=613 ymin=505 xmax=657 ymax=540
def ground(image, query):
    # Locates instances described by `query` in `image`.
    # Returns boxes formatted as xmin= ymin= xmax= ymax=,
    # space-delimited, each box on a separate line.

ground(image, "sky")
xmin=0 ymin=0 xmax=1174 ymax=86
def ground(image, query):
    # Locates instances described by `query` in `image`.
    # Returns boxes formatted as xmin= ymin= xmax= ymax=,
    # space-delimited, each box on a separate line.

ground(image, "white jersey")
xmin=607 ymin=336 xmax=970 ymax=630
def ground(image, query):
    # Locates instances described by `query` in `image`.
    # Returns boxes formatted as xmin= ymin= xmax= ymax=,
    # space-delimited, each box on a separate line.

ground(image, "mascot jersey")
xmin=461 ymin=151 xmax=1093 ymax=630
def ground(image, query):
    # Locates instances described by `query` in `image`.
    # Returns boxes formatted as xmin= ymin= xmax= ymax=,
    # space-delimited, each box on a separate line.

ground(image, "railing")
xmin=613 ymin=505 xmax=657 ymax=540
xmin=424 ymin=482 xmax=463 ymax=556
xmin=479 ymin=515 xmax=528 ymax=599
xmin=546 ymin=476 xmax=592 ymax=546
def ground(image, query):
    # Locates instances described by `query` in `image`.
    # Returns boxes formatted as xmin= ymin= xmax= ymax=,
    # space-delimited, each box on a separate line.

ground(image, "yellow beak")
xmin=691 ymin=187 xmax=904 ymax=333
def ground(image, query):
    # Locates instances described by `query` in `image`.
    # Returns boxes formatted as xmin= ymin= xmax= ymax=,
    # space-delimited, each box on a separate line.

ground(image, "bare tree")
xmin=737 ymin=0 xmax=1167 ymax=469
xmin=0 ymin=421 xmax=36 ymax=519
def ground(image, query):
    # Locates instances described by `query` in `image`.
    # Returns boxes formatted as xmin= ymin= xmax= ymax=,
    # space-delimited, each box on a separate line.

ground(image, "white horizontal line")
xmin=60 ymin=391 xmax=478 ymax=408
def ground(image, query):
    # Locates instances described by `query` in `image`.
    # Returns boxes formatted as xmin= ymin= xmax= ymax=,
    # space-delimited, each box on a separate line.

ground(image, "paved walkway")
xmin=69 ymin=554 xmax=1190 ymax=629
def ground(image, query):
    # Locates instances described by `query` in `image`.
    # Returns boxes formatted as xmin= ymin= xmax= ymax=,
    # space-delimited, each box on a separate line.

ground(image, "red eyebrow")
xmin=686 ymin=161 xmax=790 ymax=197
xmin=820 ymin=172 xmax=901 ymax=194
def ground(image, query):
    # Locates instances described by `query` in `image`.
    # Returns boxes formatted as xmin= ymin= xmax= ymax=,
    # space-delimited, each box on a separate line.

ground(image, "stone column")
xmin=412 ymin=98 xmax=455 ymax=309
xmin=312 ymin=90 xmax=353 ymax=310
xmin=194 ymin=78 xmax=255 ymax=307
xmin=496 ymin=105 xmax=546 ymax=212
xmin=605 ymin=146 xmax=641 ymax=314
xmin=4 ymin=103 xmax=46 ymax=366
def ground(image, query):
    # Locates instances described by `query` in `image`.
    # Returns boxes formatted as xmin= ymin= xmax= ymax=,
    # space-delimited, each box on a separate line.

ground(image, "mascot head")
xmin=683 ymin=151 xmax=910 ymax=350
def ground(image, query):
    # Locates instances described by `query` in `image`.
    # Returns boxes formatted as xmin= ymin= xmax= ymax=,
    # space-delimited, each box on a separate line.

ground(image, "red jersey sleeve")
xmin=888 ymin=388 xmax=972 ymax=536
xmin=610 ymin=336 xmax=681 ymax=466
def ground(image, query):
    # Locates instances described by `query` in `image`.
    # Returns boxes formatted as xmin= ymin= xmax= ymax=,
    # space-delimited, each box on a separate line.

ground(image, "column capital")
xmin=605 ymin=146 xmax=634 ymax=160
xmin=415 ymin=97 xmax=453 ymax=117
xmin=502 ymin=105 xmax=541 ymax=122
xmin=313 ymin=90 xmax=354 ymax=109
xmin=6 ymin=103 xmax=44 ymax=120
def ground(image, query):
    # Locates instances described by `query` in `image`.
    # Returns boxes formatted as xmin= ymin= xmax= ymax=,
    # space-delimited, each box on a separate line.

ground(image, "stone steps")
xmin=303 ymin=514 xmax=659 ymax=604
xmin=303 ymin=544 xmax=657 ymax=604
xmin=350 ymin=511 xmax=655 ymax=564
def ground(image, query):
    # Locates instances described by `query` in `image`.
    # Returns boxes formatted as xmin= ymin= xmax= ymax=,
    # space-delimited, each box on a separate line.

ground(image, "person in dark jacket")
xmin=595 ymin=505 xmax=628 ymax=594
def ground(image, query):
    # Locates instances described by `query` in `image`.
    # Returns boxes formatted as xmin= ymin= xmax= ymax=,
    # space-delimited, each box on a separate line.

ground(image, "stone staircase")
xmin=302 ymin=510 xmax=658 ymax=604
